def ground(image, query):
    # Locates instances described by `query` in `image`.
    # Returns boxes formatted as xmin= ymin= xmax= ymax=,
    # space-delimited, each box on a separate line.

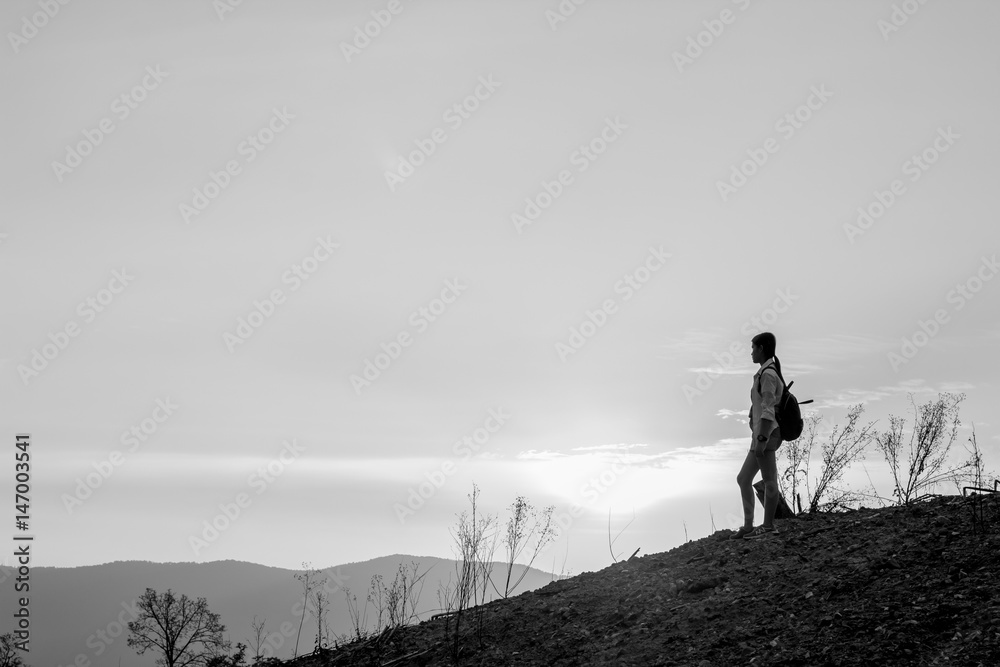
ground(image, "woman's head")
xmin=751 ymin=332 xmax=776 ymax=363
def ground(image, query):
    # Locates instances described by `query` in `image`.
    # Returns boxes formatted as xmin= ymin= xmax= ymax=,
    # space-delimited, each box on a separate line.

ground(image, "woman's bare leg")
xmin=736 ymin=450 xmax=760 ymax=529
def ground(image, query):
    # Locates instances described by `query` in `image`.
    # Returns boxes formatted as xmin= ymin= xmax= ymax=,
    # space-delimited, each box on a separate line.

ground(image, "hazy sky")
xmin=2 ymin=0 xmax=998 ymax=576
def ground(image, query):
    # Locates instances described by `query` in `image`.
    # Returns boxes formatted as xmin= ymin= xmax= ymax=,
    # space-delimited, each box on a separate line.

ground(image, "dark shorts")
xmin=749 ymin=428 xmax=782 ymax=453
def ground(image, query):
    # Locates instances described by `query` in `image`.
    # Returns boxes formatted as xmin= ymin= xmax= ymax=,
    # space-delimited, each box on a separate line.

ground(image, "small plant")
xmin=206 ymin=641 xmax=247 ymax=667
xmin=247 ymin=616 xmax=267 ymax=664
xmin=367 ymin=561 xmax=428 ymax=636
xmin=343 ymin=586 xmax=368 ymax=642
xmin=442 ymin=483 xmax=498 ymax=657
xmin=335 ymin=561 xmax=427 ymax=665
xmin=292 ymin=563 xmax=325 ymax=658
xmin=961 ymin=425 xmax=999 ymax=536
xmin=311 ymin=589 xmax=330 ymax=652
xmin=607 ymin=508 xmax=636 ymax=563
xmin=499 ymin=496 xmax=556 ymax=597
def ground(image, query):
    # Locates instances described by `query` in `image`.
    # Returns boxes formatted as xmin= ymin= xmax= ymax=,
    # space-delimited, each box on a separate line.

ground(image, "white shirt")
xmin=751 ymin=358 xmax=783 ymax=438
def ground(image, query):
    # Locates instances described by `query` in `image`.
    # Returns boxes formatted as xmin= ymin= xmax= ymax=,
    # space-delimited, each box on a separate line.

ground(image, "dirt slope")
xmin=294 ymin=494 xmax=1000 ymax=666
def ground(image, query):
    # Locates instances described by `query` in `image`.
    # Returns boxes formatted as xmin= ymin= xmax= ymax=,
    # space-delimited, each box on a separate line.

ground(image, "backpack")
xmin=749 ymin=364 xmax=813 ymax=442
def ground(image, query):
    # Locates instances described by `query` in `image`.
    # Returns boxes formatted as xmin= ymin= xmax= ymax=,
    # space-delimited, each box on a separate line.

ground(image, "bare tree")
xmin=127 ymin=588 xmax=227 ymax=667
xmin=0 ymin=633 xmax=29 ymax=667
xmin=808 ymin=404 xmax=878 ymax=512
xmin=292 ymin=563 xmax=325 ymax=658
xmin=877 ymin=393 xmax=976 ymax=504
xmin=779 ymin=404 xmax=877 ymax=513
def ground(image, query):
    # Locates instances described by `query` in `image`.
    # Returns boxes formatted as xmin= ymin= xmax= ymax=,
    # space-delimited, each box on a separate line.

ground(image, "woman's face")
xmin=751 ymin=342 xmax=763 ymax=363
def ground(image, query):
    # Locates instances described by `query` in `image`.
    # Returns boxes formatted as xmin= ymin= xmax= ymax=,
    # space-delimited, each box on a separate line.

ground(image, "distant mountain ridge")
xmin=0 ymin=555 xmax=558 ymax=667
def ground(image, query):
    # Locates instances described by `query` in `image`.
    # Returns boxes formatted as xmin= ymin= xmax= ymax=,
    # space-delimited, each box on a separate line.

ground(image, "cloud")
xmin=516 ymin=449 xmax=568 ymax=461
xmin=660 ymin=438 xmax=747 ymax=464
xmin=570 ymin=443 xmax=650 ymax=452
xmin=656 ymin=328 xmax=729 ymax=361
xmin=515 ymin=444 xmax=670 ymax=470
xmin=687 ymin=366 xmax=754 ymax=376
xmin=813 ymin=379 xmax=975 ymax=409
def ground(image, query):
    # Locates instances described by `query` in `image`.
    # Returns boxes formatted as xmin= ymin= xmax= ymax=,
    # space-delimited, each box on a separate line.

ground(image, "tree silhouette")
xmin=127 ymin=588 xmax=227 ymax=667
xmin=877 ymin=393 xmax=977 ymax=504
xmin=0 ymin=633 xmax=29 ymax=667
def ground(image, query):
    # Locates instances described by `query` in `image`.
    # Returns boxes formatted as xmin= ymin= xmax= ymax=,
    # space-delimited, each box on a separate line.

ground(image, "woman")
xmin=732 ymin=331 xmax=783 ymax=539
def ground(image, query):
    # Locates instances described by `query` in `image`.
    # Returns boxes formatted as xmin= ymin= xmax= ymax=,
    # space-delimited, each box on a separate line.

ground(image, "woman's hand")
xmin=754 ymin=418 xmax=775 ymax=456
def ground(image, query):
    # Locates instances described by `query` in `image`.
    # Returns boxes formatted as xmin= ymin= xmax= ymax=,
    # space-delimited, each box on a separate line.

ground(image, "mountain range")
xmin=0 ymin=554 xmax=558 ymax=667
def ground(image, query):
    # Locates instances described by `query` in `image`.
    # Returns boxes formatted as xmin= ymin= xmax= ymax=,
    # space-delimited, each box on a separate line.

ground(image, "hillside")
xmin=293 ymin=494 xmax=1000 ymax=666
xmin=0 ymin=555 xmax=554 ymax=667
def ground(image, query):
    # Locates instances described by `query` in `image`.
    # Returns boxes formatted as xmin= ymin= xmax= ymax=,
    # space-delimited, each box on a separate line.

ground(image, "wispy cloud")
xmin=516 ymin=444 xmax=669 ymax=470
xmin=660 ymin=438 xmax=747 ymax=464
xmin=570 ymin=443 xmax=650 ymax=452
xmin=688 ymin=365 xmax=754 ymax=376
xmin=656 ymin=328 xmax=729 ymax=361
xmin=813 ymin=379 xmax=975 ymax=409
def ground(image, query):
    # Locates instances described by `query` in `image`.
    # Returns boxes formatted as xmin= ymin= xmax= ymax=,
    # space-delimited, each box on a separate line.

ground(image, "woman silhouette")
xmin=733 ymin=332 xmax=783 ymax=539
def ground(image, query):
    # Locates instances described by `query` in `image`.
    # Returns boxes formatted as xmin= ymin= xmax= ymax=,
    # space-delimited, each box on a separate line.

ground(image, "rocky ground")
xmin=290 ymin=493 xmax=1000 ymax=666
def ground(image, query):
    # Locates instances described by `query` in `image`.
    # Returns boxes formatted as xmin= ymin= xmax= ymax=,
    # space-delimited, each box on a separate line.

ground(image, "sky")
xmin=1 ymin=0 xmax=999 ymax=578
